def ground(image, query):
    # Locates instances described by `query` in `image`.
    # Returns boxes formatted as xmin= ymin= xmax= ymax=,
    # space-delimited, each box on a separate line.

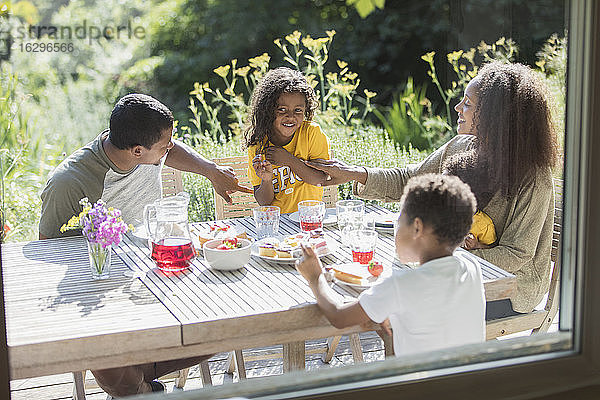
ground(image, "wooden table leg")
xmin=349 ymin=333 xmax=364 ymax=363
xmin=322 ymin=336 xmax=342 ymax=363
xmin=283 ymin=341 xmax=305 ymax=372
xmin=72 ymin=371 xmax=86 ymax=400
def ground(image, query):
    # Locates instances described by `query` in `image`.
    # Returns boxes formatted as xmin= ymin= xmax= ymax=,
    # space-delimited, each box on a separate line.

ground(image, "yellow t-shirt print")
xmin=247 ymin=121 xmax=331 ymax=213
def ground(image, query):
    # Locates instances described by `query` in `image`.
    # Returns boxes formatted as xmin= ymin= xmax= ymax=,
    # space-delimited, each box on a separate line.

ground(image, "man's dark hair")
xmin=401 ymin=174 xmax=477 ymax=247
xmin=109 ymin=93 xmax=174 ymax=150
xmin=442 ymin=150 xmax=496 ymax=210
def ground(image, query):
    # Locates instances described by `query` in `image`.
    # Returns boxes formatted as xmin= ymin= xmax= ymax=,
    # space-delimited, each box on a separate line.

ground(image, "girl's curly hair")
xmin=473 ymin=61 xmax=559 ymax=197
xmin=243 ymin=67 xmax=319 ymax=153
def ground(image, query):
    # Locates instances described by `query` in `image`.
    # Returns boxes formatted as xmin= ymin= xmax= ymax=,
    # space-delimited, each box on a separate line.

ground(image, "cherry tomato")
xmin=367 ymin=261 xmax=383 ymax=277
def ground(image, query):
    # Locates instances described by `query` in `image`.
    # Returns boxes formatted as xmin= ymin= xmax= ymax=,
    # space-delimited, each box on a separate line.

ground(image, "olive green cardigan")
xmin=354 ymin=134 xmax=554 ymax=313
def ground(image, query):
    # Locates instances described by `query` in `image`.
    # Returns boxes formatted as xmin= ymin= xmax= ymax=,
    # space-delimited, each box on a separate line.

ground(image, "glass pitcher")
xmin=144 ymin=192 xmax=195 ymax=272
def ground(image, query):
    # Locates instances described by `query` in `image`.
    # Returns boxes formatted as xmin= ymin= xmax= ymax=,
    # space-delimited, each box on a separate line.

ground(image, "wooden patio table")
xmin=3 ymin=204 xmax=516 ymax=380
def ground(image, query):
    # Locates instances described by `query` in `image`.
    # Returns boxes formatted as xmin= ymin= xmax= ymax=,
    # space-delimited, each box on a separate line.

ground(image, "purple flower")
xmin=65 ymin=198 xmax=130 ymax=247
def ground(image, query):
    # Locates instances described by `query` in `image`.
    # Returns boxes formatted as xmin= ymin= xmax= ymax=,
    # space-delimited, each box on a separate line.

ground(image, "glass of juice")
xmin=297 ymin=200 xmax=326 ymax=232
xmin=349 ymin=230 xmax=378 ymax=264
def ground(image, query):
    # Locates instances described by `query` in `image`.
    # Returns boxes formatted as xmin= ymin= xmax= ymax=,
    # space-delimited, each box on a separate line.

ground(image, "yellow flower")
xmin=337 ymin=60 xmax=348 ymax=69
xmin=224 ymin=87 xmax=235 ymax=96
xmin=421 ymin=51 xmax=435 ymax=64
xmin=274 ymin=38 xmax=282 ymax=48
xmin=326 ymin=30 xmax=336 ymax=38
xmin=345 ymin=72 xmax=358 ymax=81
xmin=213 ymin=65 xmax=230 ymax=78
xmin=235 ymin=66 xmax=251 ymax=77
xmin=189 ymin=82 xmax=202 ymax=96
xmin=326 ymin=72 xmax=338 ymax=82
xmin=364 ymin=89 xmax=377 ymax=99
xmin=447 ymin=50 xmax=463 ymax=64
xmin=285 ymin=30 xmax=301 ymax=46
xmin=249 ymin=53 xmax=271 ymax=70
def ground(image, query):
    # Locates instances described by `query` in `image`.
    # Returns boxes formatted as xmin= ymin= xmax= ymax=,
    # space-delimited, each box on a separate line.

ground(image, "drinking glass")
xmin=297 ymin=200 xmax=326 ymax=232
xmin=336 ymin=199 xmax=364 ymax=234
xmin=253 ymin=206 xmax=280 ymax=239
xmin=348 ymin=230 xmax=378 ymax=264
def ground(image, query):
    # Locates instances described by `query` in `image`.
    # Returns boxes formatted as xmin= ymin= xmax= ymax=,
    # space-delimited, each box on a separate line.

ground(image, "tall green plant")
xmin=373 ymin=77 xmax=440 ymax=150
xmin=183 ymin=30 xmax=377 ymax=146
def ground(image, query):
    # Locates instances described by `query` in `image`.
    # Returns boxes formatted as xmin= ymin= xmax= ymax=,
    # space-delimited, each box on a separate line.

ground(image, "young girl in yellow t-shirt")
xmin=244 ymin=67 xmax=331 ymax=213
xmin=443 ymin=151 xmax=497 ymax=249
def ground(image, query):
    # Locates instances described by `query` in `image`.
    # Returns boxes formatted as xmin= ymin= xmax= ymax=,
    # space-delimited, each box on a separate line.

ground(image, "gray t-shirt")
xmin=40 ymin=130 xmax=162 ymax=238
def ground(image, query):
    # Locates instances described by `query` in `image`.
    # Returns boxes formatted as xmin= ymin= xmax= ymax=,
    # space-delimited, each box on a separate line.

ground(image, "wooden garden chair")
xmin=485 ymin=178 xmax=563 ymax=339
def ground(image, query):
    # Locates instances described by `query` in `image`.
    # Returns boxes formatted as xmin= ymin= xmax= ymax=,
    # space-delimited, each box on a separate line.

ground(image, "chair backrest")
xmin=212 ymin=155 xmax=338 ymax=220
xmin=161 ymin=166 xmax=184 ymax=198
xmin=213 ymin=156 xmax=260 ymax=219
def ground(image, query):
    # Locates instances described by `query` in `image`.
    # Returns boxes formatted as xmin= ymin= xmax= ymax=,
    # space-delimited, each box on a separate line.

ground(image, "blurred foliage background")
xmin=0 ymin=0 xmax=566 ymax=242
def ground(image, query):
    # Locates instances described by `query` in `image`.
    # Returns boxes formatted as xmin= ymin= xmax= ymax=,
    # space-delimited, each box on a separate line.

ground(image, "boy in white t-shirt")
xmin=296 ymin=174 xmax=486 ymax=356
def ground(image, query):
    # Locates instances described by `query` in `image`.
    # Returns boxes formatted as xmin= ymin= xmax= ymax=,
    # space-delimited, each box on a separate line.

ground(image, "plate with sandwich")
xmin=251 ymin=232 xmax=336 ymax=264
xmin=331 ymin=262 xmax=391 ymax=289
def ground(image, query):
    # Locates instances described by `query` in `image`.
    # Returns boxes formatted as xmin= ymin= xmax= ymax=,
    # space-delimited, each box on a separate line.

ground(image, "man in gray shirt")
xmin=39 ymin=93 xmax=251 ymax=396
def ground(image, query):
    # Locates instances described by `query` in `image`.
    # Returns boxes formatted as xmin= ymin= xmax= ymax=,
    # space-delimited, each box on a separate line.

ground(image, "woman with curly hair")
xmin=245 ymin=67 xmax=331 ymax=213
xmin=309 ymin=62 xmax=560 ymax=319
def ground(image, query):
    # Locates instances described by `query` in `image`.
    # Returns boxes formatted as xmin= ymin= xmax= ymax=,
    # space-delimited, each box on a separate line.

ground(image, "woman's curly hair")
xmin=473 ymin=61 xmax=559 ymax=197
xmin=443 ymin=150 xmax=495 ymax=211
xmin=243 ymin=67 xmax=319 ymax=153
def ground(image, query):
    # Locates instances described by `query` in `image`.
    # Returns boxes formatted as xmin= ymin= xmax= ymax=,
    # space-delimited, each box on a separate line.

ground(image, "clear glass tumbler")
xmin=253 ymin=206 xmax=280 ymax=239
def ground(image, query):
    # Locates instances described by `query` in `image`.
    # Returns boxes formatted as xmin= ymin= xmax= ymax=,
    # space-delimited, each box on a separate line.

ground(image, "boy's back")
xmin=359 ymin=251 xmax=485 ymax=356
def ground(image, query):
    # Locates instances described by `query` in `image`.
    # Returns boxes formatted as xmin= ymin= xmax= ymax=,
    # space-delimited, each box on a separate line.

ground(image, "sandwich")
xmin=331 ymin=263 xmax=373 ymax=285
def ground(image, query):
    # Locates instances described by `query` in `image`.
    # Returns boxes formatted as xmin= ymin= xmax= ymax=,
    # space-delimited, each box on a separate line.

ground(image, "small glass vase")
xmin=87 ymin=240 xmax=111 ymax=280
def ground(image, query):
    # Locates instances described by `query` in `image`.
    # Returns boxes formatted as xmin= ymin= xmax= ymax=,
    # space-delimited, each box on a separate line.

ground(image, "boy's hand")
xmin=295 ymin=243 xmax=323 ymax=285
xmin=264 ymin=146 xmax=293 ymax=166
xmin=252 ymin=154 xmax=273 ymax=181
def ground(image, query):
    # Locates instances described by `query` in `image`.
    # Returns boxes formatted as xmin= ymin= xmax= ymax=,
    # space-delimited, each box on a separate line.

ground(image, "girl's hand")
xmin=463 ymin=233 xmax=490 ymax=250
xmin=295 ymin=243 xmax=323 ymax=285
xmin=252 ymin=154 xmax=273 ymax=181
xmin=264 ymin=146 xmax=293 ymax=166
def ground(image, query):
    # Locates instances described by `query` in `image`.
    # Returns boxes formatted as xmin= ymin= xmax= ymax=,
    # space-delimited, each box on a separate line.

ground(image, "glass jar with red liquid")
xmin=348 ymin=229 xmax=378 ymax=264
xmin=144 ymin=193 xmax=196 ymax=272
xmin=298 ymin=200 xmax=326 ymax=232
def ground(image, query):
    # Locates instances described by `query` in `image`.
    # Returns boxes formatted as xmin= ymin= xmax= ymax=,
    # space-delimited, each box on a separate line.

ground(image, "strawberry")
xmin=216 ymin=238 xmax=240 ymax=250
xmin=367 ymin=261 xmax=383 ymax=277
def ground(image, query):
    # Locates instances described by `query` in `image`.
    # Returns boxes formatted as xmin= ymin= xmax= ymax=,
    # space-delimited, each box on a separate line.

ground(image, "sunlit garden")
xmin=0 ymin=0 xmax=566 ymax=242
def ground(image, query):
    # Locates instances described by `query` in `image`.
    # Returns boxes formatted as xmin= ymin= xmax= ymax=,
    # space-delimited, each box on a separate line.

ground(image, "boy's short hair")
xmin=109 ymin=93 xmax=174 ymax=150
xmin=401 ymin=174 xmax=477 ymax=247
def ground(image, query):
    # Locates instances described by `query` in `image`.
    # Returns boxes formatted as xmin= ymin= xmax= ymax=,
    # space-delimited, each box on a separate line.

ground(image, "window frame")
xmin=3 ymin=0 xmax=600 ymax=399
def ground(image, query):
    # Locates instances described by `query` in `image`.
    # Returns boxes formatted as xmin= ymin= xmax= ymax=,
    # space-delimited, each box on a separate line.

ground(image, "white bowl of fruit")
xmin=203 ymin=237 xmax=252 ymax=270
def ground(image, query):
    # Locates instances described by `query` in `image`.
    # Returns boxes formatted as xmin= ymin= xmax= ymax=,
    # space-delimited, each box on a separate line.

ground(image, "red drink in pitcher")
xmin=151 ymin=238 xmax=196 ymax=272
xmin=352 ymin=250 xmax=374 ymax=264
xmin=300 ymin=220 xmax=323 ymax=232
